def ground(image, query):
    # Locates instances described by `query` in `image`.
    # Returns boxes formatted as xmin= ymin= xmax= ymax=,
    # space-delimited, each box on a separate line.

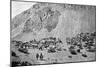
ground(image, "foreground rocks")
xmin=11 ymin=32 xmax=96 ymax=66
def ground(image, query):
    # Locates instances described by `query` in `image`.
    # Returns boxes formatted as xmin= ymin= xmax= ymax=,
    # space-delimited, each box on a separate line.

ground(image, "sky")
xmin=11 ymin=1 xmax=36 ymax=18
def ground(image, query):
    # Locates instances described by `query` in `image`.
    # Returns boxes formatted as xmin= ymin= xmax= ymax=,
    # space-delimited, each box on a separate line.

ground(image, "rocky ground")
xmin=11 ymin=32 xmax=96 ymax=66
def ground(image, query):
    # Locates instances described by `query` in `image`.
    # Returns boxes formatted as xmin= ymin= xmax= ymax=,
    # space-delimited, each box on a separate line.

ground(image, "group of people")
xmin=11 ymin=32 xmax=96 ymax=56
xmin=11 ymin=37 xmax=63 ymax=51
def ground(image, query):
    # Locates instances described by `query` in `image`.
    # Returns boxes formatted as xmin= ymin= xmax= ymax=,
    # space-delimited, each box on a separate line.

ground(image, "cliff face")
xmin=11 ymin=3 xmax=62 ymax=39
xmin=11 ymin=3 xmax=96 ymax=42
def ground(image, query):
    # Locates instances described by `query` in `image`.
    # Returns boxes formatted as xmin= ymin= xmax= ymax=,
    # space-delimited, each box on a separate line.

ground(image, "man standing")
xmin=40 ymin=53 xmax=43 ymax=60
xmin=36 ymin=53 xmax=39 ymax=60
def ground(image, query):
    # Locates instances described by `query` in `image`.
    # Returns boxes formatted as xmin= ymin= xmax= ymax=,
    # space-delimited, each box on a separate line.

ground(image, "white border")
xmin=0 ymin=0 xmax=99 ymax=67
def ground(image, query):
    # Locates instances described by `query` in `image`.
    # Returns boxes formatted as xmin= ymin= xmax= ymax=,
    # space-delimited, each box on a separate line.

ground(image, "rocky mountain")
xmin=11 ymin=2 xmax=96 ymax=43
